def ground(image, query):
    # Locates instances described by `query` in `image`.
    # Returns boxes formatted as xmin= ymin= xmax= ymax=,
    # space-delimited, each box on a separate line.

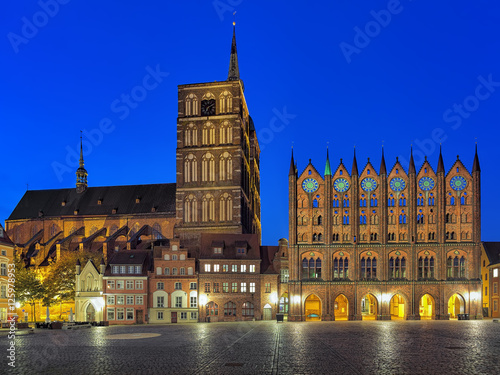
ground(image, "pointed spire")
xmin=352 ymin=147 xmax=358 ymax=176
xmin=76 ymin=132 xmax=88 ymax=193
xmin=227 ymin=22 xmax=241 ymax=83
xmin=409 ymin=146 xmax=416 ymax=174
xmin=325 ymin=147 xmax=332 ymax=176
xmin=379 ymin=147 xmax=387 ymax=175
xmin=473 ymin=143 xmax=481 ymax=172
xmin=437 ymin=144 xmax=445 ymax=173
xmin=289 ymin=147 xmax=295 ymax=176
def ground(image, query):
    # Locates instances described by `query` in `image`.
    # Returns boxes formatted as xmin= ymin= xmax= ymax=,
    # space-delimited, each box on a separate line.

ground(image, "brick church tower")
xmin=175 ymin=25 xmax=261 ymax=249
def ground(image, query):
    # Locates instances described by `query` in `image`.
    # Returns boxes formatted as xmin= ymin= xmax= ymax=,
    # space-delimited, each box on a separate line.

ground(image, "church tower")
xmin=175 ymin=24 xmax=261 ymax=248
xmin=76 ymin=134 xmax=88 ymax=193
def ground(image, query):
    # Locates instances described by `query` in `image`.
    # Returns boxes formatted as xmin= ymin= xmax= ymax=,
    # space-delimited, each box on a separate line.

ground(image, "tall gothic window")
xmin=201 ymin=152 xmax=215 ymax=182
xmin=184 ymin=194 xmax=198 ymax=223
xmin=333 ymin=257 xmax=349 ymax=279
xmin=202 ymin=194 xmax=215 ymax=222
xmin=302 ymin=257 xmax=322 ymax=279
xmin=185 ymin=94 xmax=198 ymax=116
xmin=360 ymin=256 xmax=377 ymax=279
xmin=418 ymin=256 xmax=435 ymax=279
xmin=219 ymin=152 xmax=233 ymax=181
xmin=219 ymin=193 xmax=233 ymax=221
xmin=202 ymin=122 xmax=215 ymax=145
xmin=184 ymin=154 xmax=197 ymax=183
xmin=219 ymin=91 xmax=233 ymax=114
xmin=219 ymin=120 xmax=233 ymax=144
xmin=184 ymin=123 xmax=198 ymax=146
xmin=389 ymin=256 xmax=406 ymax=279
xmin=447 ymin=256 xmax=466 ymax=279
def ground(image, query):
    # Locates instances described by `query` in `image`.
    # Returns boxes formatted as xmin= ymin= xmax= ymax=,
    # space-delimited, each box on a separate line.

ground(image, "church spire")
xmin=437 ymin=144 xmax=445 ymax=173
xmin=76 ymin=132 xmax=88 ymax=193
xmin=408 ymin=146 xmax=416 ymax=175
xmin=379 ymin=146 xmax=387 ymax=175
xmin=325 ymin=147 xmax=332 ymax=176
xmin=227 ymin=22 xmax=241 ymax=84
xmin=473 ymin=143 xmax=481 ymax=172
xmin=289 ymin=147 xmax=296 ymax=176
xmin=352 ymin=147 xmax=358 ymax=176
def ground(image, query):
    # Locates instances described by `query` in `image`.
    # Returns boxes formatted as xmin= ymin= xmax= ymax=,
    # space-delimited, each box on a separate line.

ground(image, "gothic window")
xmin=202 ymin=194 xmax=215 ymax=222
xmin=201 ymin=152 xmax=215 ymax=182
xmin=184 ymin=154 xmax=198 ymax=183
xmin=312 ymin=233 xmax=317 ymax=242
xmin=152 ymin=223 xmax=162 ymax=239
xmin=360 ymin=213 xmax=367 ymax=225
xmin=450 ymin=196 xmax=455 ymax=205
xmin=185 ymin=93 xmax=199 ymax=116
xmin=399 ymin=214 xmax=407 ymax=224
xmin=332 ymin=233 xmax=339 ymax=241
xmin=333 ymin=198 xmax=339 ymax=207
xmin=313 ymin=199 xmax=318 ymax=208
xmin=202 ymin=122 xmax=215 ymax=145
xmin=417 ymin=214 xmax=424 ymax=224
xmin=389 ymin=256 xmax=406 ymax=279
xmin=370 ymin=233 xmax=378 ymax=241
xmin=219 ymin=193 xmax=233 ymax=221
xmin=343 ymin=213 xmax=350 ymax=225
xmin=219 ymin=120 xmax=233 ymax=144
xmin=206 ymin=301 xmax=218 ymax=316
xmin=450 ymin=231 xmax=455 ymax=240
xmin=445 ymin=213 xmax=450 ymax=223
xmin=371 ymin=196 xmax=378 ymax=206
xmin=418 ymin=256 xmax=435 ymax=279
xmin=428 ymin=194 xmax=435 ymax=206
xmin=242 ymin=302 xmax=254 ymax=317
xmin=344 ymin=196 xmax=350 ymax=207
xmin=184 ymin=194 xmax=198 ymax=223
xmin=461 ymin=193 xmax=467 ymax=205
xmin=360 ymin=198 xmax=366 ymax=207
xmin=184 ymin=123 xmax=198 ymax=146
xmin=317 ymin=215 xmax=323 ymax=225
xmin=447 ymin=255 xmax=466 ymax=279
xmin=388 ymin=233 xmax=395 ymax=241
xmin=318 ymin=233 xmax=323 ymax=242
xmin=333 ymin=257 xmax=349 ymax=279
xmin=360 ymin=256 xmax=377 ymax=280
xmin=399 ymin=195 xmax=407 ymax=206
xmin=219 ymin=91 xmax=233 ymax=114
xmin=219 ymin=152 xmax=233 ymax=181
xmin=224 ymin=301 xmax=236 ymax=316
xmin=302 ymin=257 xmax=322 ymax=279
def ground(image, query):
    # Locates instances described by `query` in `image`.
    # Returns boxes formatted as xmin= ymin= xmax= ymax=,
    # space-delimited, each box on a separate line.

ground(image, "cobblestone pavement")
xmin=2 ymin=320 xmax=500 ymax=374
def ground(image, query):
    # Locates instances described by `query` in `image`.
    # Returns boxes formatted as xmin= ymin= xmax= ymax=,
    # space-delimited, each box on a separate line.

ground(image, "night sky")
xmin=2 ymin=1 xmax=499 ymax=245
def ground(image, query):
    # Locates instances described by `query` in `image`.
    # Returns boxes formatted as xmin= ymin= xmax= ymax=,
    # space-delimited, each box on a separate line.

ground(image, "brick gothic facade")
xmin=284 ymin=147 xmax=482 ymax=321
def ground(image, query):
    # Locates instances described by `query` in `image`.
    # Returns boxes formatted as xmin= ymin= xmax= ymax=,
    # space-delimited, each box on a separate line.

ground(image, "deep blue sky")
xmin=2 ymin=0 xmax=499 ymax=244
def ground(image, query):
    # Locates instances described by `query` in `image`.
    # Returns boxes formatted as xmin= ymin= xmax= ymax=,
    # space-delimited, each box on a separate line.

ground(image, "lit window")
xmin=107 ymin=281 xmax=115 ymax=289
xmin=126 ymin=280 xmax=134 ymax=289
xmin=204 ymin=264 xmax=211 ymax=272
xmin=116 ymin=296 xmax=124 ymax=305
xmin=494 ymin=269 xmax=499 ymax=278
xmin=241 ymin=264 xmax=247 ymax=272
xmin=116 ymin=281 xmax=124 ymax=289
xmin=265 ymin=283 xmax=271 ymax=293
xmin=214 ymin=264 xmax=220 ymax=272
xmin=116 ymin=308 xmax=124 ymax=320
xmin=223 ymin=265 xmax=229 ymax=272
xmin=231 ymin=282 xmax=237 ymax=292
xmin=249 ymin=265 xmax=255 ymax=273
xmin=250 ymin=283 xmax=255 ymax=293
xmin=241 ymin=283 xmax=247 ymax=293
xmin=232 ymin=265 xmax=237 ymax=272
xmin=107 ymin=308 xmax=115 ymax=321
xmin=223 ymin=282 xmax=229 ymax=292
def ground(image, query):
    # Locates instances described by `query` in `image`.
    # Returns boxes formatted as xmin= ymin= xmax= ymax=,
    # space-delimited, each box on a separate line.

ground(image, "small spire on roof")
xmin=325 ymin=146 xmax=332 ymax=176
xmin=352 ymin=147 xmax=358 ymax=176
xmin=473 ymin=142 xmax=481 ymax=172
xmin=409 ymin=146 xmax=416 ymax=175
xmin=437 ymin=144 xmax=445 ymax=173
xmin=380 ymin=147 xmax=387 ymax=175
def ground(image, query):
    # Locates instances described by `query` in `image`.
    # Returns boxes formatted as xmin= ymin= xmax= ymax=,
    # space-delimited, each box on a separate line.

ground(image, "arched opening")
xmin=390 ymin=294 xmax=405 ymax=319
xmin=86 ymin=303 xmax=96 ymax=322
xmin=279 ymin=293 xmax=289 ymax=315
xmin=361 ymin=294 xmax=378 ymax=320
xmin=334 ymin=294 xmax=349 ymax=320
xmin=304 ymin=294 xmax=321 ymax=321
xmin=448 ymin=293 xmax=465 ymax=319
xmin=419 ymin=294 xmax=435 ymax=319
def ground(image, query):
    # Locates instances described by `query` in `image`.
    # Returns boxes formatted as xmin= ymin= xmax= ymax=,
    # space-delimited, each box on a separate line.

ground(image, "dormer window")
xmin=237 ymin=248 xmax=246 ymax=255
xmin=61 ymin=201 xmax=66 ymax=206
xmin=73 ymin=209 xmax=78 ymax=215
xmin=97 ymin=199 xmax=102 ymax=205
xmin=112 ymin=208 xmax=117 ymax=214
xmin=112 ymin=266 xmax=119 ymax=274
xmin=136 ymin=197 xmax=141 ymax=204
xmin=214 ymin=247 xmax=222 ymax=254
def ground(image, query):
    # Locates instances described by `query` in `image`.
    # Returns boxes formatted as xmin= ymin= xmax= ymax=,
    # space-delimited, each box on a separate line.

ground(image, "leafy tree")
xmin=14 ymin=258 xmax=45 ymax=322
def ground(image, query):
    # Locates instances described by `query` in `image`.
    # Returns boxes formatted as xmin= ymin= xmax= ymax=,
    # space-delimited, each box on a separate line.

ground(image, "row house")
xmin=0 ymin=225 xmax=15 ymax=322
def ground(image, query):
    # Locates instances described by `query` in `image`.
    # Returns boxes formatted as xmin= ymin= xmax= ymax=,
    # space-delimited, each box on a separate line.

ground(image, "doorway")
xmin=334 ymin=294 xmax=349 ymax=320
xmin=390 ymin=294 xmax=405 ymax=319
xmin=171 ymin=311 xmax=177 ymax=323
xmin=305 ymin=294 xmax=321 ymax=321
xmin=86 ymin=303 xmax=95 ymax=322
xmin=361 ymin=294 xmax=378 ymax=320
xmin=419 ymin=294 xmax=435 ymax=319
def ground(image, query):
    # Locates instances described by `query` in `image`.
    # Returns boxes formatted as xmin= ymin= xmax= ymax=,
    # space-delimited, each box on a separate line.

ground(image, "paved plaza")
xmin=2 ymin=320 xmax=500 ymax=374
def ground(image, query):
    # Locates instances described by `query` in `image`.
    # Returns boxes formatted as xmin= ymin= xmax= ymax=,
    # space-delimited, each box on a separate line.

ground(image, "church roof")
xmin=8 ymin=183 xmax=176 ymax=221
xmin=0 ymin=224 xmax=14 ymax=246
xmin=483 ymin=242 xmax=500 ymax=266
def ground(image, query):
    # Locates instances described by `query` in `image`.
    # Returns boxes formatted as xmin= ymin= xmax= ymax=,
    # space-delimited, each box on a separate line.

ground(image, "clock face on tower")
xmin=201 ymin=99 xmax=216 ymax=116
xmin=302 ymin=178 xmax=318 ymax=193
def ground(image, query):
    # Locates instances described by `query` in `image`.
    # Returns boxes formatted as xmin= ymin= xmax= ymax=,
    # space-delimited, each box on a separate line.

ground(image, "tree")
xmin=14 ymin=258 xmax=45 ymax=322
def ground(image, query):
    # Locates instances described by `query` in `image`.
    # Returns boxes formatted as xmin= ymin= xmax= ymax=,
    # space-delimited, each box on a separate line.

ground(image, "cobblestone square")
xmin=2 ymin=320 xmax=500 ymax=374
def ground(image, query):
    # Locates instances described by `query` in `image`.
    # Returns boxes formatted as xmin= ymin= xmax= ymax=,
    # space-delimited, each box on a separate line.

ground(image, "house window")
xmin=180 ymin=312 xmax=187 ymax=320
xmin=117 ymin=296 xmax=124 ymax=305
xmin=126 ymin=280 xmax=134 ymax=289
xmin=214 ymin=264 xmax=220 ymax=272
xmin=157 ymin=282 xmax=164 ymax=290
xmin=136 ymin=296 xmax=143 ymax=305
xmin=164 ymin=267 xmax=170 ymax=275
xmin=241 ymin=265 xmax=247 ymax=272
xmin=126 ymin=308 xmax=134 ymax=320
xmin=175 ymin=296 xmax=182 ymax=308
xmin=213 ymin=283 xmax=220 ymax=293
xmin=116 ymin=281 xmax=124 ymax=289
xmin=120 ymin=266 xmax=126 ymax=273
xmin=265 ymin=283 xmax=271 ymax=293
xmin=157 ymin=311 xmax=164 ymax=320
xmin=128 ymin=266 xmax=134 ymax=274
xmin=494 ymin=283 xmax=498 ymax=295
xmin=204 ymin=264 xmax=211 ymax=272
xmin=250 ymin=265 xmax=255 ymax=273
xmin=214 ymin=247 xmax=222 ymax=254
xmin=223 ymin=265 xmax=229 ymax=272
xmin=1 ymin=264 xmax=7 ymax=276
xmin=1 ymin=285 xmax=6 ymax=298
xmin=242 ymin=302 xmax=254 ymax=317
xmin=237 ymin=247 xmax=246 ymax=254
xmin=126 ymin=296 xmax=134 ymax=305
xmin=135 ymin=281 xmax=143 ymax=289
xmin=223 ymin=282 xmax=229 ymax=292
xmin=190 ymin=296 xmax=197 ymax=308
xmin=190 ymin=312 xmax=198 ymax=320
xmin=280 ymin=269 xmax=289 ymax=283
xmin=172 ymin=255 xmax=178 ymax=261
xmin=494 ymin=300 xmax=498 ymax=312
xmin=190 ymin=282 xmax=197 ymax=290
xmin=250 ymin=283 xmax=256 ymax=293
xmin=135 ymin=266 xmax=141 ymax=274
xmin=107 ymin=296 xmax=115 ymax=305
xmin=112 ymin=266 xmax=119 ymax=274
xmin=175 ymin=282 xmax=182 ymax=291
xmin=172 ymin=268 xmax=178 ymax=275
xmin=232 ymin=265 xmax=237 ymax=272
xmin=204 ymin=283 xmax=210 ymax=293
xmin=107 ymin=281 xmax=115 ymax=289
xmin=1 ymin=250 xmax=6 ymax=256
xmin=157 ymin=296 xmax=165 ymax=308
xmin=494 ymin=269 xmax=499 ymax=278
xmin=116 ymin=308 xmax=124 ymax=320
xmin=107 ymin=308 xmax=115 ymax=321
xmin=231 ymin=282 xmax=237 ymax=292
xmin=241 ymin=283 xmax=247 ymax=293
xmin=224 ymin=301 xmax=237 ymax=316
